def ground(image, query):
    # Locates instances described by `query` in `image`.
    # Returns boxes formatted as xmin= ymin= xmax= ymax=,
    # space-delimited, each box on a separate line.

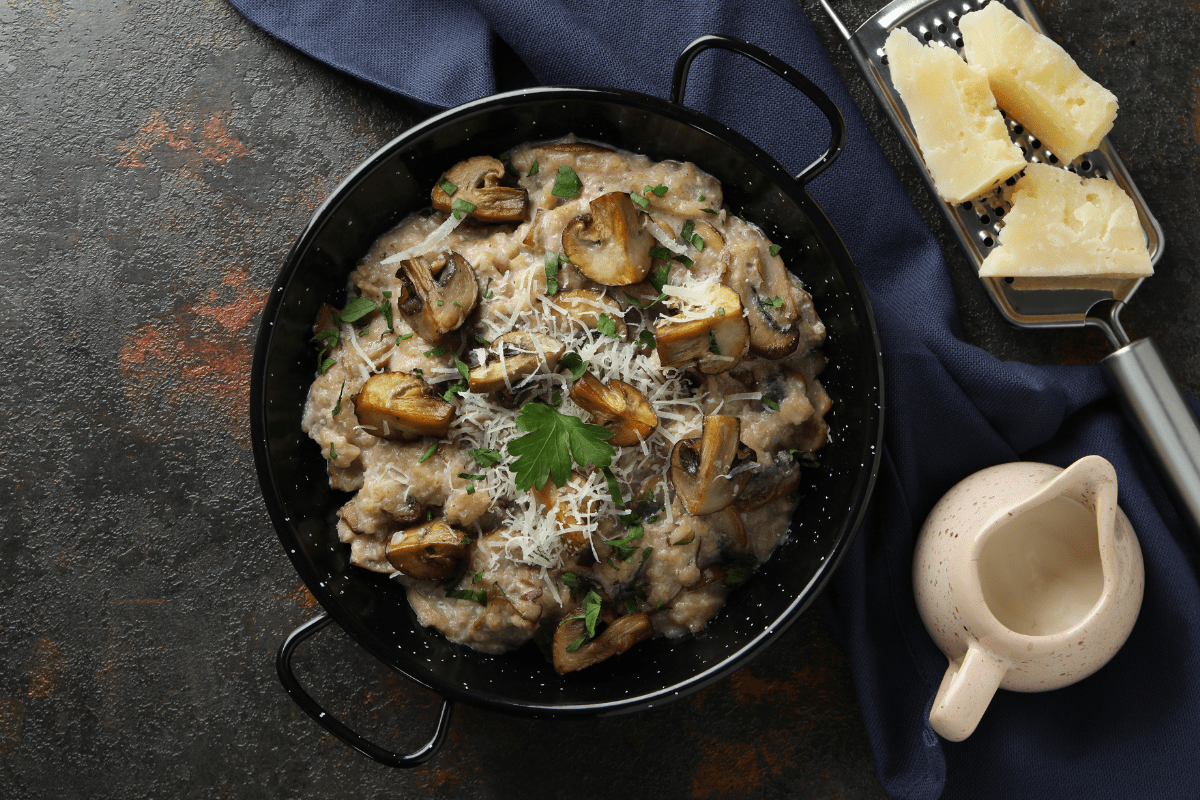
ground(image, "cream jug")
xmin=913 ymin=455 xmax=1144 ymax=741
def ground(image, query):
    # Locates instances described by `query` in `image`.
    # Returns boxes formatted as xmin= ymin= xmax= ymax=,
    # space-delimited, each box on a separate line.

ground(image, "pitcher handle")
xmin=928 ymin=642 xmax=1009 ymax=741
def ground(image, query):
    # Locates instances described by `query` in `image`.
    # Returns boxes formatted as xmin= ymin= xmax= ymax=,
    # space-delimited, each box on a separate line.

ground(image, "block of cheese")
xmin=979 ymin=163 xmax=1152 ymax=278
xmin=960 ymin=2 xmax=1117 ymax=163
xmin=884 ymin=28 xmax=1026 ymax=204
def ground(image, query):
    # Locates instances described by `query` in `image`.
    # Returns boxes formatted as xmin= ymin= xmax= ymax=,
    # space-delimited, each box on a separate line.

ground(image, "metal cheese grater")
xmin=819 ymin=0 xmax=1200 ymax=535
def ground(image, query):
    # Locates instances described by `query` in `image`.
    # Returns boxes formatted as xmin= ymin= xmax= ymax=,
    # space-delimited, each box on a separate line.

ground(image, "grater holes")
xmin=923 ymin=29 xmax=933 ymax=41
xmin=994 ymin=206 xmax=1004 ymax=217
xmin=955 ymin=37 xmax=964 ymax=47
xmin=1030 ymin=137 xmax=1042 ymax=149
xmin=981 ymin=233 xmax=994 ymax=247
xmin=1048 ymin=153 xmax=1059 ymax=164
xmin=960 ymin=201 xmax=973 ymax=211
xmin=1013 ymin=123 xmax=1023 ymax=135
xmin=979 ymin=214 xmax=991 ymax=224
xmin=938 ymin=22 xmax=947 ymax=33
xmin=1003 ymin=276 xmax=1015 ymax=284
xmin=1080 ymin=159 xmax=1091 ymax=170
xmin=881 ymin=53 xmax=888 ymax=65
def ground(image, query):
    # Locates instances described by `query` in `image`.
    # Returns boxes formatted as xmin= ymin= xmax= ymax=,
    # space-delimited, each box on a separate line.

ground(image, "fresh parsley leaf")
xmin=708 ymin=329 xmax=720 ymax=355
xmin=624 ymin=597 xmax=637 ymax=615
xmin=551 ymin=165 xmax=583 ymax=198
xmin=528 ymin=158 xmax=540 ymax=177
xmin=474 ymin=334 xmax=492 ymax=347
xmin=559 ymin=253 xmax=569 ymax=264
xmin=491 ymin=581 xmax=508 ymax=600
xmin=761 ymin=296 xmax=784 ymax=309
xmin=483 ymin=276 xmax=494 ymax=300
xmin=472 ymin=569 xmax=484 ymax=583
xmin=673 ymin=531 xmax=696 ymax=546
xmin=559 ymin=352 xmax=589 ymax=381
xmin=313 ymin=330 xmax=340 ymax=375
xmin=762 ymin=397 xmax=780 ymax=412
xmin=690 ymin=233 xmax=705 ymax=251
xmin=698 ymin=193 xmax=706 ymax=201
xmin=378 ymin=299 xmax=394 ymax=333
xmin=413 ymin=368 xmax=423 ymax=377
xmin=332 ymin=381 xmax=346 ymax=418
xmin=648 ymin=245 xmax=672 ymax=260
xmin=506 ymin=403 xmax=615 ymax=491
xmin=549 ymin=391 xmax=563 ymax=408
xmin=637 ymin=330 xmax=656 ymax=350
xmin=458 ymin=472 xmax=486 ymax=480
xmin=318 ymin=356 xmax=337 ymax=375
xmin=452 ymin=352 xmax=470 ymax=383
xmin=356 ymin=327 xmax=369 ymax=337
xmin=329 ymin=443 xmax=337 ymax=460
xmin=649 ymin=263 xmax=671 ymax=294
xmin=680 ymin=220 xmax=695 ymax=241
xmin=700 ymin=207 xmax=718 ymax=215
xmin=470 ymin=447 xmax=503 ymax=468
xmin=544 ymin=252 xmax=560 ymax=296
xmin=607 ymin=526 xmax=644 ymax=561
xmin=561 ymin=590 xmax=603 ymax=640
xmin=396 ymin=333 xmax=414 ymax=343
xmin=629 ymin=191 xmax=649 ymax=211
xmin=466 ymin=483 xmax=475 ymax=495
xmin=451 ymin=198 xmax=476 ymax=220
xmin=441 ymin=382 xmax=466 ymax=402
xmin=596 ymin=313 xmax=619 ymax=339
xmin=723 ymin=554 xmax=758 ymax=587
xmin=419 ymin=442 xmax=438 ymax=463
xmin=424 ymin=345 xmax=451 ymax=358
xmin=624 ymin=292 xmax=649 ymax=309
xmin=602 ymin=467 xmax=624 ymax=506
xmin=717 ymin=307 xmax=726 ymax=316
xmin=381 ymin=290 xmax=392 ymax=298
xmin=338 ymin=296 xmax=378 ymax=324
xmin=672 ymin=254 xmax=694 ymax=267
xmin=645 ymin=183 xmax=668 ymax=197
xmin=437 ymin=173 xmax=458 ymax=196
xmin=448 ymin=588 xmax=487 ymax=604
xmin=769 ymin=244 xmax=782 ymax=257
xmin=561 ymin=572 xmax=585 ymax=598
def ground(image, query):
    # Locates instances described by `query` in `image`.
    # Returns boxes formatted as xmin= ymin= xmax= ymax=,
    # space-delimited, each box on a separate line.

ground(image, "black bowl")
xmin=251 ymin=36 xmax=883 ymax=766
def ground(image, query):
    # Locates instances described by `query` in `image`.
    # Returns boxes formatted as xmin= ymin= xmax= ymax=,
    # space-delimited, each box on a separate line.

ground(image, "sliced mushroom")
xmin=353 ymin=372 xmax=456 ymax=439
xmin=468 ymin=331 xmax=565 ymax=393
xmin=707 ymin=506 xmax=749 ymax=551
xmin=431 ymin=156 xmax=528 ymax=223
xmin=654 ymin=285 xmax=750 ymax=374
xmin=380 ymin=496 xmax=425 ymax=525
xmin=727 ymin=252 xmax=801 ymax=359
xmin=521 ymin=208 xmax=545 ymax=248
xmin=395 ymin=250 xmax=479 ymax=345
xmin=669 ymin=415 xmax=758 ymax=515
xmin=544 ymin=289 xmax=628 ymax=339
xmin=569 ymin=373 xmax=657 ymax=447
xmin=735 ymin=451 xmax=803 ymax=511
xmin=536 ymin=141 xmax=614 ymax=156
xmin=561 ymin=192 xmax=653 ymax=286
xmin=552 ymin=610 xmax=654 ymax=674
xmin=385 ymin=519 xmax=469 ymax=580
xmin=692 ymin=221 xmax=724 ymax=252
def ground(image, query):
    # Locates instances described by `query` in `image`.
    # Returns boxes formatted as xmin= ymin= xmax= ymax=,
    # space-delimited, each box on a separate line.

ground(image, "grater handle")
xmin=1100 ymin=338 xmax=1200 ymax=539
xmin=670 ymin=34 xmax=847 ymax=184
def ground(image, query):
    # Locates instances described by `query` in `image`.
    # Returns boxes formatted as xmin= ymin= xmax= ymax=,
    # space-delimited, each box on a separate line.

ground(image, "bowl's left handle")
xmin=276 ymin=613 xmax=455 ymax=768
xmin=670 ymin=34 xmax=847 ymax=185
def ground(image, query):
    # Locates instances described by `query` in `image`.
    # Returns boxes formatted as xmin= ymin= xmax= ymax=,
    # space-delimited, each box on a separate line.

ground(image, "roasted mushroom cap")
xmin=431 ymin=156 xmax=528 ymax=223
xmin=396 ymin=250 xmax=479 ymax=345
xmin=385 ymin=519 xmax=470 ymax=580
xmin=561 ymin=192 xmax=653 ymax=286
xmin=468 ymin=331 xmax=566 ymax=393
xmin=654 ymin=285 xmax=750 ymax=374
xmin=569 ymin=373 xmax=657 ymax=447
xmin=536 ymin=141 xmax=613 ymax=156
xmin=353 ymin=372 xmax=456 ymax=439
xmin=544 ymin=289 xmax=628 ymax=339
xmin=552 ymin=610 xmax=654 ymax=674
xmin=735 ymin=450 xmax=803 ymax=511
xmin=728 ymin=252 xmax=802 ymax=359
xmin=670 ymin=415 xmax=758 ymax=515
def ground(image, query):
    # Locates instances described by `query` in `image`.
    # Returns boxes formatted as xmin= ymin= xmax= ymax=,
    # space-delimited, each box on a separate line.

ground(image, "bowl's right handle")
xmin=276 ymin=613 xmax=455 ymax=768
xmin=670 ymin=34 xmax=847 ymax=185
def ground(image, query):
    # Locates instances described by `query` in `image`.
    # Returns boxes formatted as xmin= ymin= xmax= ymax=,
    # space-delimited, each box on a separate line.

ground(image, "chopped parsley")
xmin=424 ymin=345 xmax=451 ymax=358
xmin=418 ymin=442 xmax=438 ymax=463
xmin=698 ymin=193 xmax=706 ymax=201
xmin=448 ymin=588 xmax=487 ymax=604
xmin=437 ymin=173 xmax=458 ymax=196
xmin=602 ymin=467 xmax=623 ymax=506
xmin=649 ymin=263 xmax=671 ymax=295
xmin=466 ymin=483 xmax=475 ymax=495
xmin=648 ymin=245 xmax=673 ymax=260
xmin=645 ymin=183 xmax=668 ymax=197
xmin=761 ymin=296 xmax=784 ymax=309
xmin=313 ymin=330 xmax=339 ymax=375
xmin=672 ymin=254 xmax=694 ymax=268
xmin=337 ymin=296 xmax=378 ymax=324
xmin=452 ymin=352 xmax=470 ymax=383
xmin=762 ymin=397 xmax=781 ymax=412
xmin=717 ymin=307 xmax=726 ymax=316
xmin=329 ymin=443 xmax=337 ymax=460
xmin=474 ymin=334 xmax=493 ymax=347
xmin=528 ymin=158 xmax=540 ymax=176
xmin=458 ymin=472 xmax=486 ymax=480
xmin=441 ymin=381 xmax=466 ymax=402
xmin=483 ymin=276 xmax=494 ymax=300
xmin=606 ymin=526 xmax=644 ymax=561
xmin=723 ymin=553 xmax=758 ymax=587
xmin=708 ymin=329 xmax=719 ymax=355
xmin=629 ymin=191 xmax=649 ymax=211
xmin=690 ymin=233 xmax=705 ymax=251
xmin=680 ymin=220 xmax=695 ymax=241
xmin=673 ymin=531 xmax=696 ymax=546
xmin=562 ymin=590 xmax=603 ymax=651
xmin=597 ymin=313 xmax=619 ymax=339
xmin=790 ymin=449 xmax=821 ymax=468
xmin=637 ymin=330 xmax=656 ymax=350
xmin=451 ymin=198 xmax=476 ymax=220
xmin=769 ymin=244 xmax=782 ymax=257
xmin=700 ymin=207 xmax=719 ymax=215
xmin=559 ymin=352 xmax=589 ymax=381
xmin=332 ymin=381 xmax=346 ymax=418
xmin=551 ymin=165 xmax=583 ymax=198
xmin=561 ymin=572 xmax=585 ymax=598
xmin=506 ymin=403 xmax=615 ymax=491
xmin=470 ymin=447 xmax=503 ymax=468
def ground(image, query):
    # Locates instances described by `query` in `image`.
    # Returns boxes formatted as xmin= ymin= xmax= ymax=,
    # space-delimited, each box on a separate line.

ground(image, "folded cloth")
xmin=228 ymin=0 xmax=1200 ymax=796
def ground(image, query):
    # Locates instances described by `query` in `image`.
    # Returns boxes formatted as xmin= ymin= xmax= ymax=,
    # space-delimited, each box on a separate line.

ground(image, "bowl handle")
xmin=670 ymin=34 xmax=847 ymax=184
xmin=276 ymin=613 xmax=455 ymax=768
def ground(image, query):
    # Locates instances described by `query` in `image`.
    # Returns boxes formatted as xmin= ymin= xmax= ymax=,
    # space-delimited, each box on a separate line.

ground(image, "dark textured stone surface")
xmin=0 ymin=0 xmax=1195 ymax=797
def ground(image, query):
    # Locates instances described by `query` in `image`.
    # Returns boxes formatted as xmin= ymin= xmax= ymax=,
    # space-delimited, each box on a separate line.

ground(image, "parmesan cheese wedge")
xmin=960 ymin=2 xmax=1117 ymax=163
xmin=884 ymin=28 xmax=1026 ymax=203
xmin=979 ymin=163 xmax=1152 ymax=279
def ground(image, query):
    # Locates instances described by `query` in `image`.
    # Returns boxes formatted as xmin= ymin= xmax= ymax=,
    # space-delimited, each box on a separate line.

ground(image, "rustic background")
xmin=1 ymin=0 xmax=1196 ymax=797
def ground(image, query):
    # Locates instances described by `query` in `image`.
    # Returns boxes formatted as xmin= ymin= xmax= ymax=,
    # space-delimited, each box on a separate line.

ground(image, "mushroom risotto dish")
xmin=302 ymin=138 xmax=830 ymax=673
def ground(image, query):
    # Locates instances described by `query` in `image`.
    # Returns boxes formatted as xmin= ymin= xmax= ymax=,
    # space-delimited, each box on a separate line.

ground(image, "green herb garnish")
xmin=337 ymin=296 xmax=378 ymax=324
xmin=437 ymin=174 xmax=458 ymax=196
xmin=483 ymin=276 xmax=494 ymax=300
xmin=329 ymin=443 xmax=337 ymax=460
xmin=470 ymin=447 xmax=503 ymax=468
xmin=708 ymin=329 xmax=719 ymax=355
xmin=607 ymin=526 xmax=644 ymax=561
xmin=424 ymin=345 xmax=451 ymax=358
xmin=769 ymin=244 xmax=782 ymax=257
xmin=332 ymin=381 xmax=346 ymax=418
xmin=637 ymin=330 xmax=656 ymax=350
xmin=396 ymin=333 xmax=414 ymax=343
xmin=451 ymin=198 xmax=477 ymax=220
xmin=762 ymin=397 xmax=780 ymax=412
xmin=597 ymin=313 xmax=619 ymax=339
xmin=506 ymin=403 xmax=615 ymax=491
xmin=648 ymin=245 xmax=673 ymax=260
xmin=700 ymin=207 xmax=718 ymax=215
xmin=544 ymin=252 xmax=560 ymax=296
xmin=551 ymin=165 xmax=583 ymax=198
xmin=761 ymin=296 xmax=784 ymax=309
xmin=528 ymin=158 xmax=540 ymax=176
xmin=559 ymin=352 xmax=589 ymax=381
xmin=629 ymin=191 xmax=649 ymax=211
xmin=448 ymin=588 xmax=487 ymax=604
xmin=418 ymin=442 xmax=438 ymax=463
xmin=602 ymin=467 xmax=623 ymax=506
xmin=458 ymin=472 xmax=486 ymax=480
xmin=645 ymin=183 xmax=668 ymax=197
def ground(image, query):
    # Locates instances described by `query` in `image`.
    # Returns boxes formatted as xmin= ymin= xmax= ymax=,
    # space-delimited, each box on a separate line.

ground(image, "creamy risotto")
xmin=302 ymin=138 xmax=830 ymax=673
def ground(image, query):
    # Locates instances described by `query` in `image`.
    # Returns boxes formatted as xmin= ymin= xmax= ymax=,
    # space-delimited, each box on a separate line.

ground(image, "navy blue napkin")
xmin=229 ymin=1 xmax=1200 ymax=795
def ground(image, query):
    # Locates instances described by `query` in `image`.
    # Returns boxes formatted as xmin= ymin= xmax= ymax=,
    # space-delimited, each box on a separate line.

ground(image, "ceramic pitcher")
xmin=913 ymin=455 xmax=1144 ymax=741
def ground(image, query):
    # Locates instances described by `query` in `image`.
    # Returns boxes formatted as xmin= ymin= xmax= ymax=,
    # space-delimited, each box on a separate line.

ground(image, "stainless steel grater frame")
xmin=819 ymin=0 xmax=1200 ymax=535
